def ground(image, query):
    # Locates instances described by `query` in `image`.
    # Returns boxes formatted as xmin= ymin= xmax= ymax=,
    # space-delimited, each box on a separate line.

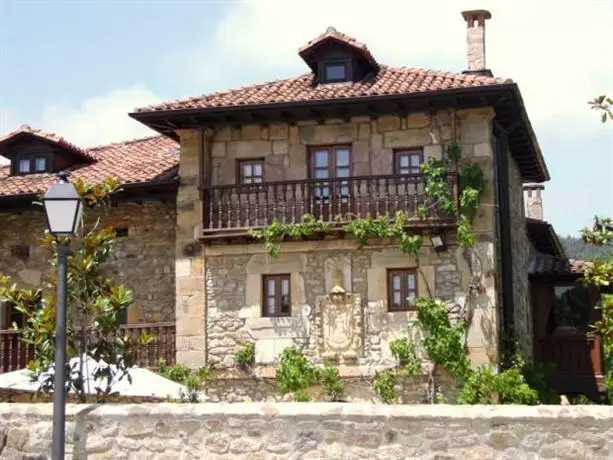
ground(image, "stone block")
xmin=211 ymin=142 xmax=226 ymax=158
xmin=272 ymin=140 xmax=288 ymax=155
xmin=299 ymin=123 xmax=356 ymax=144
xmin=241 ymin=124 xmax=262 ymax=141
xmin=406 ymin=112 xmax=430 ymax=129
xmin=383 ymin=129 xmax=432 ymax=148
xmin=357 ymin=123 xmax=371 ymax=140
xmin=352 ymin=140 xmax=369 ymax=165
xmin=371 ymin=148 xmax=392 ymax=175
xmin=226 ymin=140 xmax=271 ymax=158
xmin=424 ymin=144 xmax=443 ymax=161
xmin=176 ymin=258 xmax=192 ymax=278
xmin=177 ymin=277 xmax=205 ymax=295
xmin=245 ymin=253 xmax=307 ymax=275
xmin=377 ymin=115 xmax=401 ymax=132
xmin=214 ymin=127 xmax=233 ymax=141
xmin=473 ymin=142 xmax=493 ymax=157
xmin=371 ymin=133 xmax=383 ymax=149
xmin=269 ymin=123 xmax=288 ymax=140
xmin=371 ymin=248 xmax=417 ymax=269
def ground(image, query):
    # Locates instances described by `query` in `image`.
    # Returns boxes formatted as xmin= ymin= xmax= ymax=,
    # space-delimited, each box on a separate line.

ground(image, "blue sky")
xmin=1 ymin=0 xmax=611 ymax=236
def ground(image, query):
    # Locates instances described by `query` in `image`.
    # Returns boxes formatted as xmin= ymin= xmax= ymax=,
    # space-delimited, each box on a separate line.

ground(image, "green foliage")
xmin=0 ymin=177 xmax=152 ymax=402
xmin=589 ymin=94 xmax=613 ymax=123
xmin=292 ymin=389 xmax=312 ymax=402
xmin=250 ymin=142 xmax=485 ymax=257
xmin=320 ymin=366 xmax=345 ymax=401
xmin=158 ymin=359 xmax=208 ymax=403
xmin=373 ymin=370 xmax=397 ymax=404
xmin=416 ymin=297 xmax=470 ymax=378
xmin=248 ymin=215 xmax=332 ymax=257
xmin=389 ymin=336 xmax=421 ymax=376
xmin=276 ymin=347 xmax=319 ymax=394
xmin=235 ymin=342 xmax=255 ymax=368
xmin=457 ymin=364 xmax=539 ymax=405
xmin=559 ymin=234 xmax=613 ymax=261
xmin=521 ymin=362 xmax=560 ymax=404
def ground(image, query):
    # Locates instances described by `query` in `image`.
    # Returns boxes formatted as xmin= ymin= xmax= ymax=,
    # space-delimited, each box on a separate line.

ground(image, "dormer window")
xmin=299 ymin=27 xmax=380 ymax=86
xmin=0 ymin=126 xmax=95 ymax=177
xmin=15 ymin=156 xmax=49 ymax=174
xmin=35 ymin=157 xmax=47 ymax=172
xmin=18 ymin=158 xmax=31 ymax=173
xmin=322 ymin=61 xmax=348 ymax=83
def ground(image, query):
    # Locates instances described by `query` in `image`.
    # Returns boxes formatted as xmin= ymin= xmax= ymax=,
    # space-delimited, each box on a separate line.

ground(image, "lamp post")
xmin=43 ymin=171 xmax=83 ymax=460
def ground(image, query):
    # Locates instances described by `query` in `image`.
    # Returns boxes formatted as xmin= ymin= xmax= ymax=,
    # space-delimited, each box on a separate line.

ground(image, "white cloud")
xmin=38 ymin=85 xmax=162 ymax=147
xmin=172 ymin=0 xmax=612 ymax=133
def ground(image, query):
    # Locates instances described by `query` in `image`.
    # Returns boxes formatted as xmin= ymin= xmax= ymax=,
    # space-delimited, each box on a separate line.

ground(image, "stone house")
xmin=0 ymin=9 xmax=601 ymax=398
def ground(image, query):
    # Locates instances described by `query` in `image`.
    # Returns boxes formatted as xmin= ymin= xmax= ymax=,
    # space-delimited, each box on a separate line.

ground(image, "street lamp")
xmin=43 ymin=171 xmax=82 ymax=460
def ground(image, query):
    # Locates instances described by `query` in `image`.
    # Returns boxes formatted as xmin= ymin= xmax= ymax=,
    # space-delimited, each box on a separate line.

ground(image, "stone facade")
xmin=171 ymin=108 xmax=507 ymax=400
xmin=507 ymin=150 xmax=533 ymax=360
xmin=0 ymin=201 xmax=176 ymax=324
xmin=1 ymin=403 xmax=612 ymax=459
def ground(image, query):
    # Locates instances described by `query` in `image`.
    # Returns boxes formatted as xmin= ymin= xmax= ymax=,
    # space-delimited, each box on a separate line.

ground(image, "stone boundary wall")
xmin=0 ymin=403 xmax=610 ymax=459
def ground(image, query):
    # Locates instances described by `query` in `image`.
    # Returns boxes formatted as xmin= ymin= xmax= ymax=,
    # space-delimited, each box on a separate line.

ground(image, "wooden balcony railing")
xmin=203 ymin=173 xmax=458 ymax=237
xmin=535 ymin=334 xmax=603 ymax=376
xmin=0 ymin=322 xmax=176 ymax=374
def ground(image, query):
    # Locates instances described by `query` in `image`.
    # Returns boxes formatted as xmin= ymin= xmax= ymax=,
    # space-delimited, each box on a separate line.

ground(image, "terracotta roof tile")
xmin=0 ymin=135 xmax=179 ymax=198
xmin=298 ymin=26 xmax=379 ymax=70
xmin=529 ymin=252 xmax=591 ymax=276
xmin=134 ymin=65 xmax=511 ymax=114
xmin=0 ymin=125 xmax=98 ymax=162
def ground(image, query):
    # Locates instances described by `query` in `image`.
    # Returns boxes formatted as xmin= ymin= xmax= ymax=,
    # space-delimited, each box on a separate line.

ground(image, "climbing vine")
xmin=249 ymin=142 xmax=485 ymax=258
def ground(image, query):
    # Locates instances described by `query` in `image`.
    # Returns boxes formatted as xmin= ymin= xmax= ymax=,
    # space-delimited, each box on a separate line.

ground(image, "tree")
xmin=0 ymin=177 xmax=151 ymax=402
xmin=581 ymin=95 xmax=613 ymax=398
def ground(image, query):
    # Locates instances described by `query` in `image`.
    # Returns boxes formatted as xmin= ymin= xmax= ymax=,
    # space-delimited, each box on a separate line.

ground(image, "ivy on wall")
xmin=249 ymin=142 xmax=485 ymax=258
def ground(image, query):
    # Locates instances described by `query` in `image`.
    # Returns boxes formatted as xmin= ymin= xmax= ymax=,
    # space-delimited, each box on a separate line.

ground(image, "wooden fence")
xmin=0 ymin=322 xmax=176 ymax=373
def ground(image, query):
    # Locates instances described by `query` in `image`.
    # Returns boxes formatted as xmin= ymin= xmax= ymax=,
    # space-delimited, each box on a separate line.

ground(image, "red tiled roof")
xmin=298 ymin=26 xmax=379 ymax=71
xmin=529 ymin=252 xmax=591 ymax=277
xmin=0 ymin=135 xmax=179 ymax=198
xmin=134 ymin=65 xmax=511 ymax=114
xmin=0 ymin=125 xmax=98 ymax=162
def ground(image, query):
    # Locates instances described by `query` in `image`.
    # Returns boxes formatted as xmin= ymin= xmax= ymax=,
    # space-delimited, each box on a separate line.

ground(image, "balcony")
xmin=0 ymin=322 xmax=176 ymax=373
xmin=202 ymin=173 xmax=458 ymax=240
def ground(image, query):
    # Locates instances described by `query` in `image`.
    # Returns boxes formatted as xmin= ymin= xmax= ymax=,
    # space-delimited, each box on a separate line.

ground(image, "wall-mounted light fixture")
xmin=430 ymin=234 xmax=447 ymax=253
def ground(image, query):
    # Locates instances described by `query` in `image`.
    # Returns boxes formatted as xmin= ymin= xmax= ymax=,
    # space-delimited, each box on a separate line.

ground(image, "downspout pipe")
xmin=493 ymin=122 xmax=514 ymax=366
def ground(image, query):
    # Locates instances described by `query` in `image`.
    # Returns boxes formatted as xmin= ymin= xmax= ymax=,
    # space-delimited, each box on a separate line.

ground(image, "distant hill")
xmin=558 ymin=235 xmax=613 ymax=260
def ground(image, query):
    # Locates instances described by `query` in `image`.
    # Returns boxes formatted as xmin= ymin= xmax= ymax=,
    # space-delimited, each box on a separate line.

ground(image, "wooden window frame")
xmin=12 ymin=153 xmax=52 ymax=175
xmin=236 ymin=158 xmax=265 ymax=184
xmin=393 ymin=148 xmax=424 ymax=175
xmin=387 ymin=268 xmax=418 ymax=312
xmin=262 ymin=274 xmax=291 ymax=318
xmin=308 ymin=145 xmax=352 ymax=202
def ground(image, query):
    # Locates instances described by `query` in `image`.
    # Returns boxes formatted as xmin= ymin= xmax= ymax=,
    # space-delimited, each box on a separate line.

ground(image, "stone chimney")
xmin=524 ymin=184 xmax=544 ymax=220
xmin=461 ymin=9 xmax=492 ymax=76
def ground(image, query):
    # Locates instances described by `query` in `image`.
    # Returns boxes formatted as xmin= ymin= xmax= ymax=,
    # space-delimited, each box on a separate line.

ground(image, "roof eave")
xmin=129 ymin=83 xmax=549 ymax=183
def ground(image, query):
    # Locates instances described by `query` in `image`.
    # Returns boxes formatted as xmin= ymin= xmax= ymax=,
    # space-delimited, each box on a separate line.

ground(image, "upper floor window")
xmin=15 ymin=156 xmax=48 ymax=174
xmin=388 ymin=268 xmax=418 ymax=312
xmin=310 ymin=146 xmax=351 ymax=200
xmin=18 ymin=158 xmax=31 ymax=173
xmin=322 ymin=61 xmax=348 ymax=83
xmin=262 ymin=274 xmax=291 ymax=317
xmin=394 ymin=149 xmax=423 ymax=175
xmin=237 ymin=159 xmax=264 ymax=184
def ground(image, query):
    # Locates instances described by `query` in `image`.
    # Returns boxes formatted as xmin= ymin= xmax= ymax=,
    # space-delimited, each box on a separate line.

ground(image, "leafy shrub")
xmin=161 ymin=363 xmax=191 ymax=383
xmin=389 ymin=336 xmax=421 ymax=375
xmin=293 ymin=389 xmax=312 ymax=402
xmin=235 ymin=342 xmax=256 ymax=368
xmin=373 ymin=370 xmax=397 ymax=404
xmin=521 ymin=361 xmax=559 ymax=404
xmin=321 ymin=366 xmax=344 ymax=401
xmin=276 ymin=347 xmax=319 ymax=394
xmin=458 ymin=365 xmax=539 ymax=405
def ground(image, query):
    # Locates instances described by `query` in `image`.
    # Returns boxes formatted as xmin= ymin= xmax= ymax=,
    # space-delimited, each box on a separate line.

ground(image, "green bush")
xmin=389 ymin=337 xmax=421 ymax=375
xmin=321 ymin=366 xmax=345 ymax=401
xmin=235 ymin=342 xmax=256 ymax=368
xmin=458 ymin=365 xmax=539 ymax=405
xmin=276 ymin=347 xmax=319 ymax=394
xmin=293 ymin=389 xmax=312 ymax=402
xmin=373 ymin=370 xmax=397 ymax=404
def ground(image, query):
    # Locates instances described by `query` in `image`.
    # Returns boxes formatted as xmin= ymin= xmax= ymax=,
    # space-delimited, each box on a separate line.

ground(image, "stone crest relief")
xmin=314 ymin=285 xmax=363 ymax=362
